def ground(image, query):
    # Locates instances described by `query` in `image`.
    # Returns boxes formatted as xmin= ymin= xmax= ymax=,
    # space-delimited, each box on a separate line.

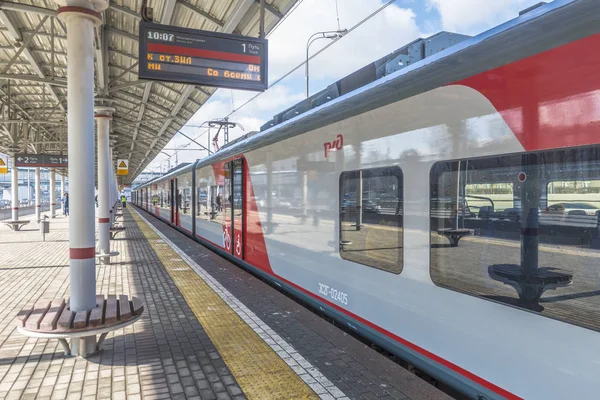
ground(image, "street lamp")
xmin=305 ymin=29 xmax=347 ymax=97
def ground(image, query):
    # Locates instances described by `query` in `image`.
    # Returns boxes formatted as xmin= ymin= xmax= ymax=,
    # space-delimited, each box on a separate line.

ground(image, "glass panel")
xmin=340 ymin=167 xmax=403 ymax=274
xmin=232 ymin=159 xmax=244 ymax=258
xmin=431 ymin=146 xmax=600 ymax=332
xmin=197 ymin=186 xmax=208 ymax=220
xmin=222 ymin=163 xmax=233 ymax=253
xmin=212 ymin=185 xmax=221 ymax=222
xmin=176 ymin=174 xmax=192 ymax=231
xmin=176 ymin=182 xmax=183 ymax=227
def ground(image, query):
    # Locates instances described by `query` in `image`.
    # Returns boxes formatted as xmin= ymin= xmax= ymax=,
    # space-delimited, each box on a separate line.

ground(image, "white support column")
xmin=11 ymin=156 xmax=18 ymax=221
xmin=27 ymin=168 xmax=31 ymax=206
xmin=95 ymin=107 xmax=114 ymax=264
xmin=50 ymin=169 xmax=56 ymax=218
xmin=109 ymin=146 xmax=114 ymax=225
xmin=56 ymin=1 xmax=107 ymax=354
xmin=61 ymin=174 xmax=66 ymax=214
xmin=35 ymin=167 xmax=41 ymax=221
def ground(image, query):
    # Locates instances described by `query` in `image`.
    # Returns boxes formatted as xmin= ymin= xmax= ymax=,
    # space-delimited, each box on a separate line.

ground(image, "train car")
xmin=134 ymin=1 xmax=600 ymax=398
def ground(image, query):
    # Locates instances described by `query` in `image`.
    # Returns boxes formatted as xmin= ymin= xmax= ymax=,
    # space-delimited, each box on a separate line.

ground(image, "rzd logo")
xmin=323 ymin=134 xmax=343 ymax=158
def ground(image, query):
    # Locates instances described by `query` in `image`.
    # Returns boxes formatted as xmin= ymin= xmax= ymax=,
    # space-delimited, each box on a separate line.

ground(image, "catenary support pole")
xmin=95 ymin=107 xmax=114 ymax=264
xmin=50 ymin=169 xmax=56 ymax=218
xmin=35 ymin=167 xmax=41 ymax=220
xmin=11 ymin=156 xmax=18 ymax=221
xmin=56 ymin=0 xmax=108 ymax=357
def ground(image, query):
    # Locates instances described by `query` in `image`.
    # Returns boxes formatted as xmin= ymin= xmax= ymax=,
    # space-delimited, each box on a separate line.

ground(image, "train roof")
xmin=136 ymin=0 xmax=594 ymax=190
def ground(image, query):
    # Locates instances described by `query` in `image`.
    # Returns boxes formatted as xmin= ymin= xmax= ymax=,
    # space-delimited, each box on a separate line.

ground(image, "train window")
xmin=430 ymin=146 xmax=600 ymax=332
xmin=196 ymin=186 xmax=209 ymax=220
xmin=339 ymin=167 xmax=403 ymax=274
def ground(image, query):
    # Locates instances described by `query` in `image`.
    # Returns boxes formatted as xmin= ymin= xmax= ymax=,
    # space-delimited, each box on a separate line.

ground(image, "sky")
xmin=142 ymin=0 xmax=547 ymax=175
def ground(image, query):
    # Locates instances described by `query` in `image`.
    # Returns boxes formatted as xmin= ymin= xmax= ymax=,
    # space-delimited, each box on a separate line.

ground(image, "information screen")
xmin=138 ymin=22 xmax=268 ymax=92
xmin=15 ymin=154 xmax=68 ymax=167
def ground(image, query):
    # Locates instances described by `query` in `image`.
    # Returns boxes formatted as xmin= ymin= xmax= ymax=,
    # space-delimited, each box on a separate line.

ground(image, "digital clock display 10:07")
xmin=138 ymin=22 xmax=268 ymax=92
xmin=147 ymin=31 xmax=175 ymax=42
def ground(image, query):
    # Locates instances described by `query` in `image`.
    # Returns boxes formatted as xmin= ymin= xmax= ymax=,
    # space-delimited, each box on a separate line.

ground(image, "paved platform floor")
xmin=0 ymin=208 xmax=452 ymax=400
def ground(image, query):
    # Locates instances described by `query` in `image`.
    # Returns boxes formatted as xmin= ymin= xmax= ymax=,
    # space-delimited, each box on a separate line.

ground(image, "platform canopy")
xmin=0 ymin=0 xmax=297 ymax=183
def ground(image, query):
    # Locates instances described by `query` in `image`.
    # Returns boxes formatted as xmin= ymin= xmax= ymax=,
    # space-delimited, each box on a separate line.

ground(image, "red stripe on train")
xmin=240 ymin=164 xmax=520 ymax=399
xmin=153 ymin=189 xmax=520 ymax=399
xmin=456 ymin=33 xmax=600 ymax=153
xmin=277 ymin=274 xmax=521 ymax=400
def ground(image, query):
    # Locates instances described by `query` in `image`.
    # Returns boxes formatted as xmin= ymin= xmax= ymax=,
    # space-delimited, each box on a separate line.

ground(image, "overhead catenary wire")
xmin=143 ymin=1 xmax=306 ymax=172
xmin=156 ymin=0 xmax=307 ymax=162
xmin=147 ymin=0 xmax=396 ymax=172
xmin=225 ymin=0 xmax=397 ymax=118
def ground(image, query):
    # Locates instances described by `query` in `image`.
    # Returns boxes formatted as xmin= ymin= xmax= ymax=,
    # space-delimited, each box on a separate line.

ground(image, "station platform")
xmin=0 ymin=208 xmax=452 ymax=400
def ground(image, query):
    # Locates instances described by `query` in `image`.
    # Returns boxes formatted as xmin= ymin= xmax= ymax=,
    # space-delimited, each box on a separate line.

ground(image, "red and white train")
xmin=134 ymin=1 xmax=600 ymax=398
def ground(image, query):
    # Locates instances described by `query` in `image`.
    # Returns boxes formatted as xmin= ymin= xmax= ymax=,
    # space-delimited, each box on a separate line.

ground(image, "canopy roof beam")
xmin=0 ymin=15 xmax=65 ymax=112
xmin=254 ymin=0 xmax=283 ymax=19
xmin=177 ymin=1 xmax=224 ymax=27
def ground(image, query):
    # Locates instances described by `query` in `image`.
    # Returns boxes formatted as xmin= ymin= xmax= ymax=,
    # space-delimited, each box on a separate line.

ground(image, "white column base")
xmin=70 ymin=336 xmax=97 ymax=357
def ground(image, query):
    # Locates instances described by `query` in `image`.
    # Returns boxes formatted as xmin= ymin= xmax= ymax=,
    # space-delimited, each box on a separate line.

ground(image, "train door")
xmin=175 ymin=179 xmax=181 ymax=226
xmin=209 ymin=185 xmax=218 ymax=219
xmin=222 ymin=163 xmax=233 ymax=252
xmin=178 ymin=180 xmax=186 ymax=229
xmin=222 ymin=159 xmax=245 ymax=258
xmin=232 ymin=159 xmax=245 ymax=258
xmin=170 ymin=179 xmax=175 ymax=223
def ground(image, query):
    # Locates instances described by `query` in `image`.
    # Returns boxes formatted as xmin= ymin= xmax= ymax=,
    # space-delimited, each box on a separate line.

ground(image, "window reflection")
xmin=340 ymin=167 xmax=403 ymax=274
xmin=431 ymin=146 xmax=600 ymax=332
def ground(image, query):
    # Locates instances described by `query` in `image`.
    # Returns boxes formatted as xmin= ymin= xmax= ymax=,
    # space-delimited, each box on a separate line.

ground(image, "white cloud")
xmin=186 ymin=98 xmax=231 ymax=126
xmin=268 ymin=0 xmax=422 ymax=83
xmin=428 ymin=0 xmax=545 ymax=34
xmin=147 ymin=83 xmax=305 ymax=171
xmin=184 ymin=83 xmax=305 ymax=134
xmin=227 ymin=84 xmax=306 ymax=115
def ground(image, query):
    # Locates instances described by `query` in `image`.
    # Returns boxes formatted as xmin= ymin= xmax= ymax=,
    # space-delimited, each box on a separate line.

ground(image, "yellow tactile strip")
xmin=130 ymin=211 xmax=317 ymax=400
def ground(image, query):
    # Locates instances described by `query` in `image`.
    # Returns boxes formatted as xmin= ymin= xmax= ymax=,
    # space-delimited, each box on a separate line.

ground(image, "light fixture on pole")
xmin=305 ymin=29 xmax=347 ymax=97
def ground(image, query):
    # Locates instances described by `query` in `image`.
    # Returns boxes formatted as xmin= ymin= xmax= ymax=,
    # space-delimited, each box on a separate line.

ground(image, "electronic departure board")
xmin=138 ymin=22 xmax=268 ymax=92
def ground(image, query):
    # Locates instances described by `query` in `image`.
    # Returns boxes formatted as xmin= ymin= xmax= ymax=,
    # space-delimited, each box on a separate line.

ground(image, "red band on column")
xmin=98 ymin=218 xmax=110 ymax=223
xmin=70 ymin=247 xmax=96 ymax=259
xmin=57 ymin=6 xmax=102 ymax=21
xmin=36 ymin=205 xmax=41 ymax=208
xmin=12 ymin=207 xmax=18 ymax=210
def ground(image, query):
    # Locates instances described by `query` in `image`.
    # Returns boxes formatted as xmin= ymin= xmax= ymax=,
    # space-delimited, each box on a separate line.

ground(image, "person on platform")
xmin=121 ymin=194 xmax=127 ymax=208
xmin=62 ymin=193 xmax=69 ymax=216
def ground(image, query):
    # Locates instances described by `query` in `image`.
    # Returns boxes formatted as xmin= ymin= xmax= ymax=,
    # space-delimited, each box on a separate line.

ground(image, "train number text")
xmin=318 ymin=282 xmax=348 ymax=305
